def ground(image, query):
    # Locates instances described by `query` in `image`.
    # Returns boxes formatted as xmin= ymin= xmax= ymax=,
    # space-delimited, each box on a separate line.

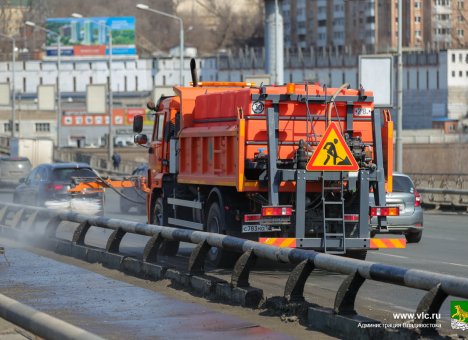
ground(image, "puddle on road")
xmin=0 ymin=244 xmax=292 ymax=340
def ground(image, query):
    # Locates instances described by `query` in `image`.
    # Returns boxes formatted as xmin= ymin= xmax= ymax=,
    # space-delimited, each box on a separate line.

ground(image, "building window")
xmin=73 ymin=77 xmax=77 ymax=92
xmin=458 ymin=0 xmax=464 ymax=9
xmin=460 ymin=53 xmax=463 ymax=62
xmin=452 ymin=71 xmax=456 ymax=77
xmin=135 ymin=76 xmax=138 ymax=91
xmin=415 ymin=16 xmax=421 ymax=23
xmin=426 ymin=70 xmax=429 ymax=89
xmin=415 ymin=30 xmax=422 ymax=37
xmin=415 ymin=1 xmax=421 ymax=8
xmin=458 ymin=29 xmax=464 ymax=37
xmin=4 ymin=123 xmax=19 ymax=133
xmin=35 ymin=123 xmax=50 ymax=132
xmin=407 ymin=71 xmax=410 ymax=89
xmin=460 ymin=71 xmax=463 ymax=77
xmin=417 ymin=71 xmax=420 ymax=89
xmin=452 ymin=53 xmax=456 ymax=62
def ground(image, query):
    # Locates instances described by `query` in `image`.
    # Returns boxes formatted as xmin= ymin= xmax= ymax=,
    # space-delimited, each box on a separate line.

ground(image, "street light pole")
xmin=108 ymin=28 xmax=113 ymax=162
xmin=136 ymin=4 xmax=184 ymax=85
xmin=396 ymin=0 xmax=403 ymax=172
xmin=72 ymin=13 xmax=114 ymax=161
xmin=0 ymin=33 xmax=15 ymax=139
xmin=25 ymin=21 xmax=62 ymax=148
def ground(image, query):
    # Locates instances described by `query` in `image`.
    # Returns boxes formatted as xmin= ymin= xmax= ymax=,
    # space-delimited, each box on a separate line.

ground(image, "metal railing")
xmin=0 ymin=293 xmax=103 ymax=340
xmin=411 ymin=173 xmax=468 ymax=209
xmin=1 ymin=202 xmax=467 ymax=335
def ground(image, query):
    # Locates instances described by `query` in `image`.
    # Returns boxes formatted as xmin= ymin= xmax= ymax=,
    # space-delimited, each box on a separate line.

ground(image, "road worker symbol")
xmin=306 ymin=122 xmax=359 ymax=171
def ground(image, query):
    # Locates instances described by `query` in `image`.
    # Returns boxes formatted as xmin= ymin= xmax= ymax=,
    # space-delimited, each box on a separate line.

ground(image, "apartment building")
xmin=283 ymin=0 xmax=468 ymax=52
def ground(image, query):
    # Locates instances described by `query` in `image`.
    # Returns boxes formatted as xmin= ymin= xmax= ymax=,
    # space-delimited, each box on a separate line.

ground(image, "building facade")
xmin=0 ymin=49 xmax=467 ymax=147
xmin=282 ymin=0 xmax=468 ymax=53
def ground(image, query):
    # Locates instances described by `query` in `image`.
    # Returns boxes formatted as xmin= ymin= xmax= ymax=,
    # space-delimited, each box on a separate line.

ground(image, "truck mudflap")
xmin=258 ymin=237 xmax=407 ymax=249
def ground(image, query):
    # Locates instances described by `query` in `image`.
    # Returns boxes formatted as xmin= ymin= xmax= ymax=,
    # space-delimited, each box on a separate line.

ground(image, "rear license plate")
xmin=242 ymin=225 xmax=281 ymax=233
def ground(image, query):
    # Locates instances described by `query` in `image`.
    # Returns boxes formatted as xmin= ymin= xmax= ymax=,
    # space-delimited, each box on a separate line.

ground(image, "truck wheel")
xmin=345 ymin=250 xmax=367 ymax=261
xmin=405 ymin=231 xmax=422 ymax=243
xmin=153 ymin=197 xmax=179 ymax=256
xmin=206 ymin=202 xmax=237 ymax=268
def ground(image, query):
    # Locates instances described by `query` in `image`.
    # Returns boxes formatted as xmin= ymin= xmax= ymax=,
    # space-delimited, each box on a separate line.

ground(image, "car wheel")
xmin=205 ymin=202 xmax=238 ymax=268
xmin=153 ymin=196 xmax=179 ymax=256
xmin=137 ymin=204 xmax=146 ymax=215
xmin=405 ymin=230 xmax=422 ymax=243
xmin=119 ymin=199 xmax=130 ymax=214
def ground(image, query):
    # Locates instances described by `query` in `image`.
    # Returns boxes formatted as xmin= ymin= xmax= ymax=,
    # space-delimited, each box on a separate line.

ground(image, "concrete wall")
xmin=403 ymin=143 xmax=468 ymax=174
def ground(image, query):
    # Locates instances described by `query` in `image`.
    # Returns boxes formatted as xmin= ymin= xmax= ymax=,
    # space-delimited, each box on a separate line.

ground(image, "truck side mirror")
xmin=133 ymin=115 xmax=144 ymax=133
xmin=134 ymin=134 xmax=148 ymax=145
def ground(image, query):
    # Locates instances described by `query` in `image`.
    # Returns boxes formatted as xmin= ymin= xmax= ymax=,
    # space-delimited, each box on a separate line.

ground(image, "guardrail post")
xmin=188 ymin=240 xmax=210 ymax=275
xmin=333 ymin=270 xmax=366 ymax=315
xmin=415 ymin=283 xmax=448 ymax=332
xmin=72 ymin=221 xmax=91 ymax=245
xmin=284 ymin=259 xmax=314 ymax=302
xmin=231 ymin=249 xmax=257 ymax=288
xmin=10 ymin=208 xmax=24 ymax=229
xmin=143 ymin=232 xmax=164 ymax=263
xmin=106 ymin=228 xmax=126 ymax=253
xmin=45 ymin=215 xmax=62 ymax=238
xmin=0 ymin=205 xmax=8 ymax=225
xmin=24 ymin=210 xmax=39 ymax=231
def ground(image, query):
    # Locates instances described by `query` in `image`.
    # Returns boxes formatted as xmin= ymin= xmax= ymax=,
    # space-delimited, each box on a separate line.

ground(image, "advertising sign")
xmin=359 ymin=55 xmax=393 ymax=108
xmin=45 ymin=16 xmax=136 ymax=58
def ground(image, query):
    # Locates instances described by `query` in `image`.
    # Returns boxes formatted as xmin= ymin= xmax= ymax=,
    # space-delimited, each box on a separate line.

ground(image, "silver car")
xmin=370 ymin=172 xmax=423 ymax=243
xmin=0 ymin=157 xmax=32 ymax=188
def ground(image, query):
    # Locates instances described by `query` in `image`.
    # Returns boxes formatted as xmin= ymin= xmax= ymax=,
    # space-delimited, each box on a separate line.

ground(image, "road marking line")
xmin=444 ymin=262 xmax=468 ymax=268
xmin=372 ymin=253 xmax=468 ymax=269
xmin=372 ymin=253 xmax=408 ymax=259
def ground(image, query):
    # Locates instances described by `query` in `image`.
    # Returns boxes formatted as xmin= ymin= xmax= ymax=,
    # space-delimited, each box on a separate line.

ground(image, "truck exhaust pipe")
xmin=190 ymin=58 xmax=198 ymax=87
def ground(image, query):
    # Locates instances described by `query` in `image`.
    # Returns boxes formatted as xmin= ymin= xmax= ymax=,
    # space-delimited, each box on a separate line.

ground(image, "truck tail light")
xmin=369 ymin=207 xmax=399 ymax=217
xmin=344 ymin=214 xmax=359 ymax=221
xmin=244 ymin=214 xmax=261 ymax=222
xmin=414 ymin=189 xmax=421 ymax=207
xmin=262 ymin=206 xmax=293 ymax=217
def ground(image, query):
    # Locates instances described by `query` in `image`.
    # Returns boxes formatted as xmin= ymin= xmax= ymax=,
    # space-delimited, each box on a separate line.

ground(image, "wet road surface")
xmin=0 ymin=243 xmax=293 ymax=340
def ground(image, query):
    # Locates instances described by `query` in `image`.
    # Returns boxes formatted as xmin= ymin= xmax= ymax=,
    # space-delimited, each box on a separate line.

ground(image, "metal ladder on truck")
xmin=321 ymin=172 xmax=346 ymax=254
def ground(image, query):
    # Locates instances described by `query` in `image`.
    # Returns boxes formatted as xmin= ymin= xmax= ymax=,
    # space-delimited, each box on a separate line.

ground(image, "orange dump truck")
xmin=133 ymin=61 xmax=400 ymax=265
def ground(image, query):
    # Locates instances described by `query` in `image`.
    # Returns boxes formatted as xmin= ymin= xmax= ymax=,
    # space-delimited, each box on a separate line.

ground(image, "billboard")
xmin=359 ymin=55 xmax=393 ymax=108
xmin=45 ymin=16 xmax=136 ymax=58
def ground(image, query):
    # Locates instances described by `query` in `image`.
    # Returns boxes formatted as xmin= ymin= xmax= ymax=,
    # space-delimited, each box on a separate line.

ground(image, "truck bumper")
xmin=259 ymin=237 xmax=406 ymax=249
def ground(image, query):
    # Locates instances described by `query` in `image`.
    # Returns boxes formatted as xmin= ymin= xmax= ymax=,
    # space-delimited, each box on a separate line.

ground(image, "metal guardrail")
xmin=411 ymin=173 xmax=468 ymax=209
xmin=1 ymin=202 xmax=467 ymax=335
xmin=0 ymin=293 xmax=103 ymax=340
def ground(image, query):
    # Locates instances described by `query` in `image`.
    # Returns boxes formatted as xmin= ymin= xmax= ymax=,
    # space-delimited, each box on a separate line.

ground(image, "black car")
xmin=119 ymin=164 xmax=147 ymax=214
xmin=13 ymin=162 xmax=104 ymax=215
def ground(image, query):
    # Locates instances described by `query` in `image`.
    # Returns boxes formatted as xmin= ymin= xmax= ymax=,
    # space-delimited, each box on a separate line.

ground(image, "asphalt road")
xmin=1 ymin=188 xmax=467 ymax=336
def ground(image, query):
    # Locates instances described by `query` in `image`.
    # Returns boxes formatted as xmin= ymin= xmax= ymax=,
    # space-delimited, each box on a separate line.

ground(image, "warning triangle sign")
xmin=306 ymin=122 xmax=359 ymax=172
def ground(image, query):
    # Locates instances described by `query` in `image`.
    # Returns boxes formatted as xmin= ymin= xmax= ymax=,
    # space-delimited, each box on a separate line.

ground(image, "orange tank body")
xmin=166 ymin=84 xmax=392 ymax=193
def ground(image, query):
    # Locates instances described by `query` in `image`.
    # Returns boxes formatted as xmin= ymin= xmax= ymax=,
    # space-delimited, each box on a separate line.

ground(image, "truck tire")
xmin=206 ymin=202 xmax=237 ymax=268
xmin=345 ymin=250 xmax=367 ymax=261
xmin=153 ymin=196 xmax=179 ymax=256
xmin=405 ymin=231 xmax=422 ymax=243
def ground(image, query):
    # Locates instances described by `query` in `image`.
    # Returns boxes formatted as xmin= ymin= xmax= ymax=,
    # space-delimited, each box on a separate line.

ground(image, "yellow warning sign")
xmin=306 ymin=122 xmax=359 ymax=171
